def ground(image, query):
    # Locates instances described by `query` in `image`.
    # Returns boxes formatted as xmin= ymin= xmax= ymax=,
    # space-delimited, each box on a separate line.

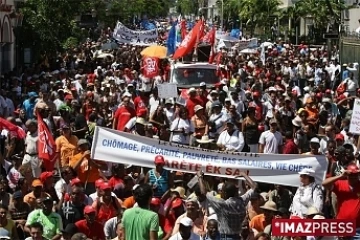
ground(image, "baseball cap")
xmin=41 ymin=196 xmax=53 ymax=203
xmin=150 ymin=198 xmax=162 ymax=207
xmin=32 ymin=179 xmax=43 ymax=188
xmin=61 ymin=223 xmax=77 ymax=235
xmin=179 ymin=217 xmax=193 ymax=227
xmin=310 ymin=137 xmax=320 ymax=144
xmin=12 ymin=191 xmax=23 ymax=199
xmin=77 ymin=139 xmax=89 ymax=147
xmin=335 ymin=134 xmax=345 ymax=141
xmin=154 ymin=155 xmax=165 ymax=165
xmin=200 ymin=82 xmax=206 ymax=87
xmin=70 ymin=178 xmax=81 ymax=186
xmin=40 ymin=171 xmax=53 ymax=183
xmin=100 ymin=182 xmax=112 ymax=190
xmin=84 ymin=206 xmax=96 ymax=214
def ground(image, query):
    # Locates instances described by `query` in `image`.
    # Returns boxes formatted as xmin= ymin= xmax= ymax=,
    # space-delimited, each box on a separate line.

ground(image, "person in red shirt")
xmin=113 ymin=96 xmax=136 ymax=131
xmin=186 ymin=88 xmax=204 ymax=118
xmin=75 ymin=205 xmax=105 ymax=240
xmin=92 ymin=182 xmax=123 ymax=225
xmin=198 ymin=82 xmax=208 ymax=105
xmin=133 ymin=89 xmax=149 ymax=112
xmin=282 ymin=131 xmax=298 ymax=154
xmin=323 ymin=164 xmax=360 ymax=233
xmin=150 ymin=197 xmax=173 ymax=240
xmin=109 ymin=164 xmax=125 ymax=189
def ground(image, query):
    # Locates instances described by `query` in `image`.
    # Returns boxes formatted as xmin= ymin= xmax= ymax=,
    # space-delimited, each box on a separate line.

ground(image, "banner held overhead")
xmin=91 ymin=127 xmax=328 ymax=187
xmin=112 ymin=22 xmax=158 ymax=46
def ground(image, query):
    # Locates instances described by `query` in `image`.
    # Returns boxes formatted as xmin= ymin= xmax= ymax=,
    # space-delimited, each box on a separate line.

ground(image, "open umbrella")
xmin=96 ymin=53 xmax=114 ymax=59
xmin=140 ymin=45 xmax=167 ymax=59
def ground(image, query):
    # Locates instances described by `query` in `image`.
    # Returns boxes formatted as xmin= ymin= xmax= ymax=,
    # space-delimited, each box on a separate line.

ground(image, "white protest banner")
xmin=113 ymin=22 xmax=158 ymax=46
xmin=349 ymin=99 xmax=360 ymax=134
xmin=157 ymin=83 xmax=178 ymax=99
xmin=91 ymin=127 xmax=328 ymax=187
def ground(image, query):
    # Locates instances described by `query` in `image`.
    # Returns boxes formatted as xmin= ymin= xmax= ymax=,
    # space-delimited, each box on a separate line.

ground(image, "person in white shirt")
xmin=169 ymin=217 xmax=201 ymax=240
xmin=208 ymin=101 xmax=229 ymax=139
xmin=217 ymin=119 xmax=245 ymax=152
xmin=170 ymin=108 xmax=195 ymax=145
xmin=344 ymin=72 xmax=358 ymax=96
xmin=54 ymin=166 xmax=76 ymax=200
xmin=258 ymin=118 xmax=283 ymax=154
xmin=319 ymin=125 xmax=336 ymax=154
xmin=149 ymin=88 xmax=160 ymax=115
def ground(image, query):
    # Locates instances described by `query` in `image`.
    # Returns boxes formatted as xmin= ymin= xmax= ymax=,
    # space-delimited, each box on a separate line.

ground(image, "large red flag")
xmin=0 ymin=118 xmax=26 ymax=139
xmin=37 ymin=114 xmax=57 ymax=171
xmin=173 ymin=20 xmax=204 ymax=60
xmin=142 ymin=57 xmax=159 ymax=78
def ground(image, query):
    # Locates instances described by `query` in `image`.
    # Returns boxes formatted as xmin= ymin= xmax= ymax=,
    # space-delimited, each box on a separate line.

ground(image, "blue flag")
xmin=167 ymin=23 xmax=177 ymax=56
xmin=230 ymin=29 xmax=241 ymax=39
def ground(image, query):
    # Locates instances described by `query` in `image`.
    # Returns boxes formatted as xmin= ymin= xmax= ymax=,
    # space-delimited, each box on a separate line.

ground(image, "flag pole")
xmin=193 ymin=16 xmax=204 ymax=62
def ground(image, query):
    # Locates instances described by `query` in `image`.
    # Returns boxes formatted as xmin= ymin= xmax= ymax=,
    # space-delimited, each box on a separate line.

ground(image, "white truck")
xmin=169 ymin=62 xmax=220 ymax=89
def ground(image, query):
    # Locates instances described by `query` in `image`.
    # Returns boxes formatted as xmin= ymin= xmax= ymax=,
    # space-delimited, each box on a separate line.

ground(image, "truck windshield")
xmin=173 ymin=68 xmax=219 ymax=86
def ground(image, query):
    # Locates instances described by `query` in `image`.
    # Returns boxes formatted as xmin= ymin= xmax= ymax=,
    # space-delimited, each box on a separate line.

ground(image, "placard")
xmin=112 ymin=22 xmax=158 ymax=46
xmin=157 ymin=83 xmax=178 ymax=99
xmin=349 ymin=99 xmax=360 ymax=134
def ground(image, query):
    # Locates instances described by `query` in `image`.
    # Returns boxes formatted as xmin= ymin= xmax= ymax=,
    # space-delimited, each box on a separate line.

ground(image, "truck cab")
xmin=169 ymin=62 xmax=219 ymax=89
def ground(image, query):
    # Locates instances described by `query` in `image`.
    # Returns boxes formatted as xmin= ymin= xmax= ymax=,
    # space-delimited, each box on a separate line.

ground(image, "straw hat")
xmin=260 ymin=201 xmax=278 ymax=212
xmin=170 ymin=186 xmax=186 ymax=199
xmin=196 ymin=135 xmax=214 ymax=144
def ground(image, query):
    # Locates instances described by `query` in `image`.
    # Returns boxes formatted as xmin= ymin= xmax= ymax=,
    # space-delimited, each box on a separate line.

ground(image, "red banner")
xmin=142 ymin=57 xmax=159 ymax=78
xmin=208 ymin=27 xmax=216 ymax=63
xmin=173 ymin=20 xmax=204 ymax=60
xmin=0 ymin=118 xmax=26 ymax=139
xmin=37 ymin=114 xmax=57 ymax=171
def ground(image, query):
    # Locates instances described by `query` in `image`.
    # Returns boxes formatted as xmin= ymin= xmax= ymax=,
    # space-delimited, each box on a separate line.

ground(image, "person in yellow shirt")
xmin=69 ymin=139 xmax=107 ymax=195
xmin=55 ymin=125 xmax=79 ymax=167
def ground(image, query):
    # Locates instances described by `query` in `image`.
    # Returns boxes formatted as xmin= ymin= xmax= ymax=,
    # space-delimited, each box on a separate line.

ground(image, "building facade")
xmin=0 ymin=0 xmax=16 ymax=75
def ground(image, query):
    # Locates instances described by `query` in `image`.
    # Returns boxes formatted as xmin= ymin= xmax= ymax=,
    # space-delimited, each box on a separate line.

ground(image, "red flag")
xmin=208 ymin=27 xmax=216 ymax=63
xmin=37 ymin=114 xmax=57 ymax=171
xmin=180 ymin=19 xmax=187 ymax=40
xmin=0 ymin=118 xmax=26 ymax=139
xmin=142 ymin=57 xmax=159 ymax=78
xmin=173 ymin=20 xmax=204 ymax=60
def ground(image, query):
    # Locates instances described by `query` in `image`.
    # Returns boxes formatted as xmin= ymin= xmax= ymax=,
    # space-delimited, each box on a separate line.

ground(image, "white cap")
xmin=303 ymin=86 xmax=310 ymax=92
xmin=119 ymin=80 xmax=126 ymax=84
xmin=310 ymin=137 xmax=320 ymax=144
xmin=179 ymin=217 xmax=194 ymax=227
xmin=188 ymin=88 xmax=196 ymax=94
xmin=132 ymin=184 xmax=140 ymax=191
xmin=322 ymin=98 xmax=332 ymax=103
xmin=220 ymin=79 xmax=227 ymax=84
xmin=200 ymin=82 xmax=206 ymax=87
xmin=268 ymin=87 xmax=277 ymax=92
xmin=217 ymin=183 xmax=224 ymax=191
xmin=75 ymin=74 xmax=82 ymax=80
xmin=97 ymin=66 xmax=102 ymax=70
xmin=298 ymin=168 xmax=316 ymax=177
xmin=225 ymin=98 xmax=231 ymax=102
xmin=210 ymin=90 xmax=218 ymax=95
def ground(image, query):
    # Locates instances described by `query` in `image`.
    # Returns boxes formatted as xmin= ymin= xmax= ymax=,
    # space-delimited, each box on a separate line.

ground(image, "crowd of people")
xmin=0 ymin=24 xmax=359 ymax=240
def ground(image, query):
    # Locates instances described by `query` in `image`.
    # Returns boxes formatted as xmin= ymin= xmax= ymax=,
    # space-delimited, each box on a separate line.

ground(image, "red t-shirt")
xmin=133 ymin=96 xmax=149 ymax=112
xmin=333 ymin=180 xmax=360 ymax=227
xmin=114 ymin=106 xmax=136 ymax=131
xmin=75 ymin=219 xmax=105 ymax=239
xmin=109 ymin=176 xmax=124 ymax=189
xmin=186 ymin=97 xmax=204 ymax=118
xmin=159 ymin=212 xmax=176 ymax=234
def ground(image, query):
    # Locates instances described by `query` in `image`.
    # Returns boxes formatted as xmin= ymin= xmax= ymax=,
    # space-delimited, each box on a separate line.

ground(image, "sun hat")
xmin=135 ymin=117 xmax=147 ymax=125
xmin=196 ymin=135 xmax=214 ymax=144
xmin=187 ymin=88 xmax=196 ymax=94
xmin=298 ymin=168 xmax=316 ymax=178
xmin=292 ymin=116 xmax=302 ymax=127
xmin=260 ymin=201 xmax=278 ymax=212
xmin=170 ymin=186 xmax=186 ymax=199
